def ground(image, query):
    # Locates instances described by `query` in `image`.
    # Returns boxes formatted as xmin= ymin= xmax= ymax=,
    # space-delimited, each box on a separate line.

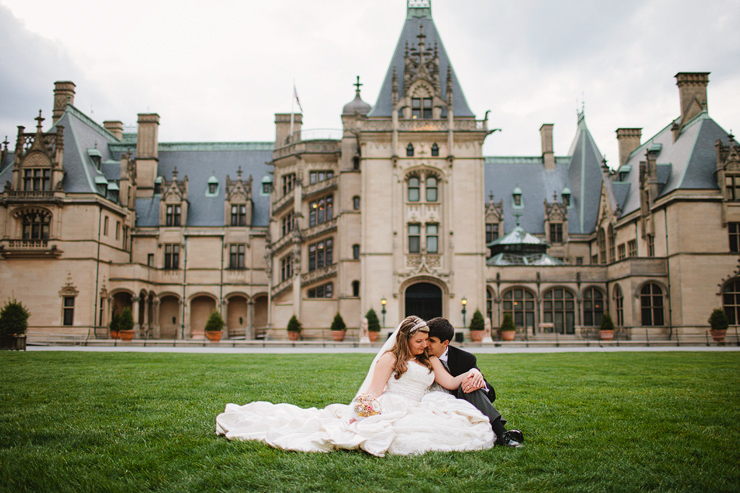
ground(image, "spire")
xmin=407 ymin=0 xmax=432 ymax=20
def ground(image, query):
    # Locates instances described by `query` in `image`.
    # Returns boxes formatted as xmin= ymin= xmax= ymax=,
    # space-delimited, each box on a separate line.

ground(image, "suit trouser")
xmin=455 ymin=387 xmax=504 ymax=427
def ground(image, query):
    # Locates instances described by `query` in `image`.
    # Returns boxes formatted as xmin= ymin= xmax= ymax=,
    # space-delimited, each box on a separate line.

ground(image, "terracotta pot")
xmin=710 ymin=329 xmax=727 ymax=343
xmin=119 ymin=330 xmax=135 ymax=342
xmin=501 ymin=330 xmax=515 ymax=341
xmin=599 ymin=329 xmax=615 ymax=341
xmin=470 ymin=330 xmax=484 ymax=343
xmin=288 ymin=331 xmax=301 ymax=341
xmin=331 ymin=330 xmax=346 ymax=342
xmin=110 ymin=330 xmax=119 ymax=340
xmin=205 ymin=331 xmax=223 ymax=342
xmin=368 ymin=331 xmax=379 ymax=343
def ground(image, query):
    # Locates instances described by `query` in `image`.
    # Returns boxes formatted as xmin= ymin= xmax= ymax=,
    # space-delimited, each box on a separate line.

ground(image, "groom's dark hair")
xmin=427 ymin=317 xmax=454 ymax=344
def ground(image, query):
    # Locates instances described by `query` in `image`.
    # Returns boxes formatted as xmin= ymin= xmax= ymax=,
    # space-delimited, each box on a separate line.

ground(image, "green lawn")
xmin=0 ymin=351 xmax=738 ymax=492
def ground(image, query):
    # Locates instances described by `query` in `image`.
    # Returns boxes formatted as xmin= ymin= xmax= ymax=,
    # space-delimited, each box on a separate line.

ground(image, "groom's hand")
xmin=461 ymin=369 xmax=485 ymax=393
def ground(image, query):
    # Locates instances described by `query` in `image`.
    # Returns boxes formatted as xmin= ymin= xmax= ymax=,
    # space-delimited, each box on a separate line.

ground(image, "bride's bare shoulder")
xmin=377 ymin=352 xmax=396 ymax=366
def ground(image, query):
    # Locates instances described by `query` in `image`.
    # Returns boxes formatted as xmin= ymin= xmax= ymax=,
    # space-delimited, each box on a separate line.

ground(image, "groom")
xmin=426 ymin=317 xmax=524 ymax=448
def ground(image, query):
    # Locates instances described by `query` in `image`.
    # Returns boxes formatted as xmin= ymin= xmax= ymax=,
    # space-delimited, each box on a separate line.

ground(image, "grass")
xmin=0 ymin=351 xmax=738 ymax=492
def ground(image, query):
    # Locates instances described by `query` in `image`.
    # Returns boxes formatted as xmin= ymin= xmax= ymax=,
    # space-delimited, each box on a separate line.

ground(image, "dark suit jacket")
xmin=445 ymin=345 xmax=496 ymax=402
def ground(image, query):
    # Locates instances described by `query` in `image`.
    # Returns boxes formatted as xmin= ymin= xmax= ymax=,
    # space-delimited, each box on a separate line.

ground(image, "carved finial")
xmin=601 ymin=157 xmax=609 ymax=172
xmin=417 ymin=24 xmax=426 ymax=51
xmin=730 ymin=131 xmax=735 ymax=143
xmin=553 ymin=191 xmax=558 ymax=202
xmin=514 ymin=212 xmax=522 ymax=227
xmin=172 ymin=166 xmax=178 ymax=179
xmin=34 ymin=110 xmax=45 ymax=132
xmin=353 ymin=75 xmax=363 ymax=96
xmin=237 ymin=165 xmax=243 ymax=179
xmin=489 ymin=191 xmax=494 ymax=202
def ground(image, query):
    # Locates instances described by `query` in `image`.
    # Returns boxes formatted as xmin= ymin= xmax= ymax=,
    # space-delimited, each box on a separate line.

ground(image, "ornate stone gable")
xmin=485 ymin=193 xmax=503 ymax=222
xmin=162 ymin=167 xmax=188 ymax=202
xmin=225 ymin=167 xmax=253 ymax=202
xmin=403 ymin=25 xmax=441 ymax=98
xmin=544 ymin=193 xmax=568 ymax=223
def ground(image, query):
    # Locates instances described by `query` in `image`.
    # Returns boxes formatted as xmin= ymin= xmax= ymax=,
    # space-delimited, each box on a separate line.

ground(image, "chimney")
xmin=103 ymin=121 xmax=124 ymax=141
xmin=676 ymin=72 xmax=709 ymax=125
xmin=136 ymin=114 xmax=160 ymax=159
xmin=540 ymin=123 xmax=555 ymax=169
xmin=275 ymin=113 xmax=302 ymax=148
xmin=616 ymin=128 xmax=642 ymax=167
xmin=53 ymin=81 xmax=76 ymax=122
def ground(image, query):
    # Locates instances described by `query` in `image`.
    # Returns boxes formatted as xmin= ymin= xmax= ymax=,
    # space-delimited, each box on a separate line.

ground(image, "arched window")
xmin=598 ymin=229 xmax=607 ymax=264
xmin=426 ymin=177 xmax=438 ymax=202
xmin=613 ymin=284 xmax=624 ymax=327
xmin=723 ymin=279 xmax=740 ymax=325
xmin=583 ymin=288 xmax=604 ymax=326
xmin=431 ymin=143 xmax=439 ymax=157
xmin=406 ymin=143 xmax=414 ymax=157
xmin=353 ymin=196 xmax=360 ymax=210
xmin=22 ymin=211 xmax=50 ymax=240
xmin=408 ymin=177 xmax=420 ymax=202
xmin=352 ymin=244 xmax=360 ymax=260
xmin=641 ymin=283 xmax=664 ymax=326
xmin=608 ymin=224 xmax=616 ymax=263
xmin=543 ymin=288 xmax=575 ymax=334
xmin=502 ymin=288 xmax=535 ymax=333
xmin=352 ymin=156 xmax=360 ymax=170
xmin=352 ymin=281 xmax=360 ymax=297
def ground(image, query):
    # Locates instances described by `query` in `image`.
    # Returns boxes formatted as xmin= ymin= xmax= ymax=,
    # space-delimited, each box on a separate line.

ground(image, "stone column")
xmin=132 ymin=296 xmax=141 ymax=334
xmin=248 ymin=299 xmax=255 ymax=340
xmin=221 ymin=298 xmax=230 ymax=337
xmin=152 ymin=298 xmax=161 ymax=338
xmin=142 ymin=297 xmax=150 ymax=337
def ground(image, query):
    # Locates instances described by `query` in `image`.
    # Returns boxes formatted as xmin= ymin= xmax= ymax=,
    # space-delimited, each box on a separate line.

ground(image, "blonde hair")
xmin=388 ymin=315 xmax=432 ymax=378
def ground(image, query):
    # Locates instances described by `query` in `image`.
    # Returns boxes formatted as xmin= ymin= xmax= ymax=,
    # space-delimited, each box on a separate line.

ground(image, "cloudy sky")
xmin=1 ymin=0 xmax=739 ymax=165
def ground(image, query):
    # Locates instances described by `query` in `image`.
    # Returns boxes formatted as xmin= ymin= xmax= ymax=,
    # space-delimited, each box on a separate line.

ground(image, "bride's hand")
xmin=461 ymin=369 xmax=485 ymax=393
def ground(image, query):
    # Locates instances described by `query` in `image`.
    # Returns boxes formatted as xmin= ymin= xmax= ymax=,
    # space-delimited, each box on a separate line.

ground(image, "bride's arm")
xmin=364 ymin=352 xmax=395 ymax=398
xmin=429 ymin=356 xmax=471 ymax=390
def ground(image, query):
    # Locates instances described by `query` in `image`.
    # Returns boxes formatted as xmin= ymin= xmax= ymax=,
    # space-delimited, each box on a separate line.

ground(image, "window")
xmin=230 ymin=204 xmax=247 ymax=226
xmin=22 ymin=211 xmax=50 ymax=240
xmin=308 ymin=282 xmax=333 ymax=299
xmin=166 ymin=205 xmax=181 ymax=226
xmin=503 ymin=288 xmax=535 ymax=333
xmin=550 ymin=223 xmax=563 ymax=244
xmin=576 ymin=257 xmax=583 ymax=265
xmin=147 ymin=254 xmax=154 ymax=267
xmin=353 ymin=156 xmax=360 ymax=170
xmin=640 ymin=283 xmax=664 ymax=326
xmin=62 ymin=296 xmax=75 ymax=326
xmin=208 ymin=182 xmax=217 ymax=194
xmin=406 ymin=143 xmax=415 ymax=157
xmin=543 ymin=288 xmax=575 ymax=334
xmin=723 ymin=279 xmax=740 ymax=325
xmin=486 ymin=289 xmax=493 ymax=326
xmin=591 ymin=254 xmax=599 ymax=264
xmin=116 ymin=221 xmax=121 ymax=240
xmin=229 ymin=244 xmax=246 ymax=269
xmin=512 ymin=190 xmax=522 ymax=207
xmin=280 ymin=254 xmax=293 ymax=282
xmin=730 ymin=223 xmax=740 ymax=253
xmin=618 ymin=243 xmax=626 ymax=260
xmin=598 ymin=229 xmax=607 ymax=264
xmin=431 ymin=143 xmax=439 ymax=157
xmin=353 ymin=196 xmax=360 ymax=210
xmin=282 ymin=173 xmax=296 ymax=196
xmin=123 ymin=226 xmax=129 ymax=251
xmin=408 ymin=224 xmax=421 ymax=253
xmin=426 ymin=223 xmax=439 ymax=253
xmin=726 ymin=175 xmax=740 ymax=200
xmin=408 ymin=177 xmax=420 ymax=202
xmin=486 ymin=223 xmax=499 ymax=244
xmin=352 ymin=244 xmax=360 ymax=260
xmin=562 ymin=193 xmax=571 ymax=207
xmin=426 ymin=177 xmax=438 ymax=202
xmin=352 ymin=281 xmax=360 ymax=297
xmin=309 ymin=170 xmax=333 ymax=184
xmin=23 ymin=169 xmax=51 ymax=191
xmin=614 ymin=284 xmax=624 ymax=327
xmin=608 ymin=224 xmax=616 ymax=263
xmin=628 ymin=240 xmax=637 ymax=257
xmin=309 ymin=195 xmax=333 ymax=227
xmin=164 ymin=244 xmax=180 ymax=269
xmin=281 ymin=212 xmax=294 ymax=237
xmin=647 ymin=234 xmax=655 ymax=257
xmin=104 ymin=216 xmax=109 ymax=236
xmin=308 ymin=238 xmax=333 ymax=272
xmin=262 ymin=181 xmax=271 ymax=194
xmin=411 ymin=97 xmax=432 ymax=119
xmin=583 ymin=288 xmax=604 ymax=326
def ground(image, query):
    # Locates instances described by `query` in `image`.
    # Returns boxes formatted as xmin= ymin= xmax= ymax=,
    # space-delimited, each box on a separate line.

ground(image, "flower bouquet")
xmin=353 ymin=393 xmax=381 ymax=419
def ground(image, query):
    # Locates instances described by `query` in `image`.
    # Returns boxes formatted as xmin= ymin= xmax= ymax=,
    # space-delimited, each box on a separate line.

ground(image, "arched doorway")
xmin=405 ymin=282 xmax=442 ymax=321
xmin=158 ymin=295 xmax=180 ymax=339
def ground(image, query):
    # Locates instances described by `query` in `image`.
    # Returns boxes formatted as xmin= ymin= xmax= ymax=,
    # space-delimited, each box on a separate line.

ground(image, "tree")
xmin=287 ymin=315 xmax=302 ymax=332
xmin=469 ymin=309 xmax=485 ymax=331
xmin=330 ymin=313 xmax=347 ymax=332
xmin=118 ymin=307 xmax=134 ymax=332
xmin=500 ymin=313 xmax=516 ymax=331
xmin=599 ymin=312 xmax=615 ymax=331
xmin=205 ymin=311 xmax=225 ymax=332
xmin=366 ymin=308 xmax=381 ymax=332
xmin=708 ymin=308 xmax=729 ymax=331
xmin=0 ymin=299 xmax=30 ymax=337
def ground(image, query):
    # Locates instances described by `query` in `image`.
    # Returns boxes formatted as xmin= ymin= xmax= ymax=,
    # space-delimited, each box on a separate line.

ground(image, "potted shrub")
xmin=469 ymin=309 xmax=485 ymax=343
xmin=118 ymin=307 xmax=135 ymax=341
xmin=500 ymin=313 xmax=516 ymax=341
xmin=287 ymin=315 xmax=302 ymax=341
xmin=708 ymin=308 xmax=729 ymax=344
xmin=0 ymin=299 xmax=30 ymax=351
xmin=330 ymin=313 xmax=347 ymax=342
xmin=109 ymin=312 xmax=120 ymax=339
xmin=366 ymin=308 xmax=381 ymax=342
xmin=599 ymin=312 xmax=616 ymax=341
xmin=205 ymin=311 xmax=225 ymax=342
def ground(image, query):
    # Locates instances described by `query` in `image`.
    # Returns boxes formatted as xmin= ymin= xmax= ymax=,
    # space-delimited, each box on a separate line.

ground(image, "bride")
xmin=216 ymin=316 xmax=495 ymax=456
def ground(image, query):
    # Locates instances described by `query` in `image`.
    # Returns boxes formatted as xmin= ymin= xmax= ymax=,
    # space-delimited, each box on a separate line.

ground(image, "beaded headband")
xmin=408 ymin=320 xmax=428 ymax=335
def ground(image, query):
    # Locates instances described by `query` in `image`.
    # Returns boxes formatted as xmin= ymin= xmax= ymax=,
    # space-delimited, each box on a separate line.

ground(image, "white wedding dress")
xmin=216 ymin=361 xmax=494 ymax=456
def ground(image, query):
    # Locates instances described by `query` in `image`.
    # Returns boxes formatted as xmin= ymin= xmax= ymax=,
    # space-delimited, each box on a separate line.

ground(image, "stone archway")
xmin=158 ymin=295 xmax=180 ymax=339
xmin=226 ymin=295 xmax=248 ymax=338
xmin=404 ymin=282 xmax=443 ymax=321
xmin=190 ymin=295 xmax=216 ymax=337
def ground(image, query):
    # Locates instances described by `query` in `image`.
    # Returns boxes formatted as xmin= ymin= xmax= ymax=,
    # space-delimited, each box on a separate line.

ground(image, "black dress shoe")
xmin=497 ymin=431 xmax=523 ymax=448
xmin=507 ymin=429 xmax=524 ymax=443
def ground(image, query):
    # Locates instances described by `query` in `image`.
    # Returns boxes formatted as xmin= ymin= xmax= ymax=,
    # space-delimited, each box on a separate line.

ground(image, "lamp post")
xmin=461 ymin=297 xmax=468 ymax=327
xmin=381 ymin=297 xmax=387 ymax=327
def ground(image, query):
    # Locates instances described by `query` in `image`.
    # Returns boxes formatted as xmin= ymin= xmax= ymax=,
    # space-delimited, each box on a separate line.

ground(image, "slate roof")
xmin=369 ymin=6 xmax=474 ymax=118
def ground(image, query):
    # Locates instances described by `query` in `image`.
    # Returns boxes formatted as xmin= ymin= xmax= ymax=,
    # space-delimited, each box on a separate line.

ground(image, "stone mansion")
xmin=1 ymin=1 xmax=739 ymax=341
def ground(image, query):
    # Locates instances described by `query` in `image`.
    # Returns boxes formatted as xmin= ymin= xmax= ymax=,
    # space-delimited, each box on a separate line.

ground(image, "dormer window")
xmin=406 ymin=143 xmax=415 ymax=157
xmin=261 ymin=175 xmax=273 ymax=195
xmin=412 ymin=97 xmax=432 ymax=119
xmin=87 ymin=148 xmax=102 ymax=169
xmin=166 ymin=205 xmax=181 ymax=226
xmin=154 ymin=176 xmax=163 ymax=195
xmin=206 ymin=175 xmax=219 ymax=197
xmin=512 ymin=187 xmax=523 ymax=207
xmin=23 ymin=169 xmax=50 ymax=191
xmin=561 ymin=188 xmax=571 ymax=207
